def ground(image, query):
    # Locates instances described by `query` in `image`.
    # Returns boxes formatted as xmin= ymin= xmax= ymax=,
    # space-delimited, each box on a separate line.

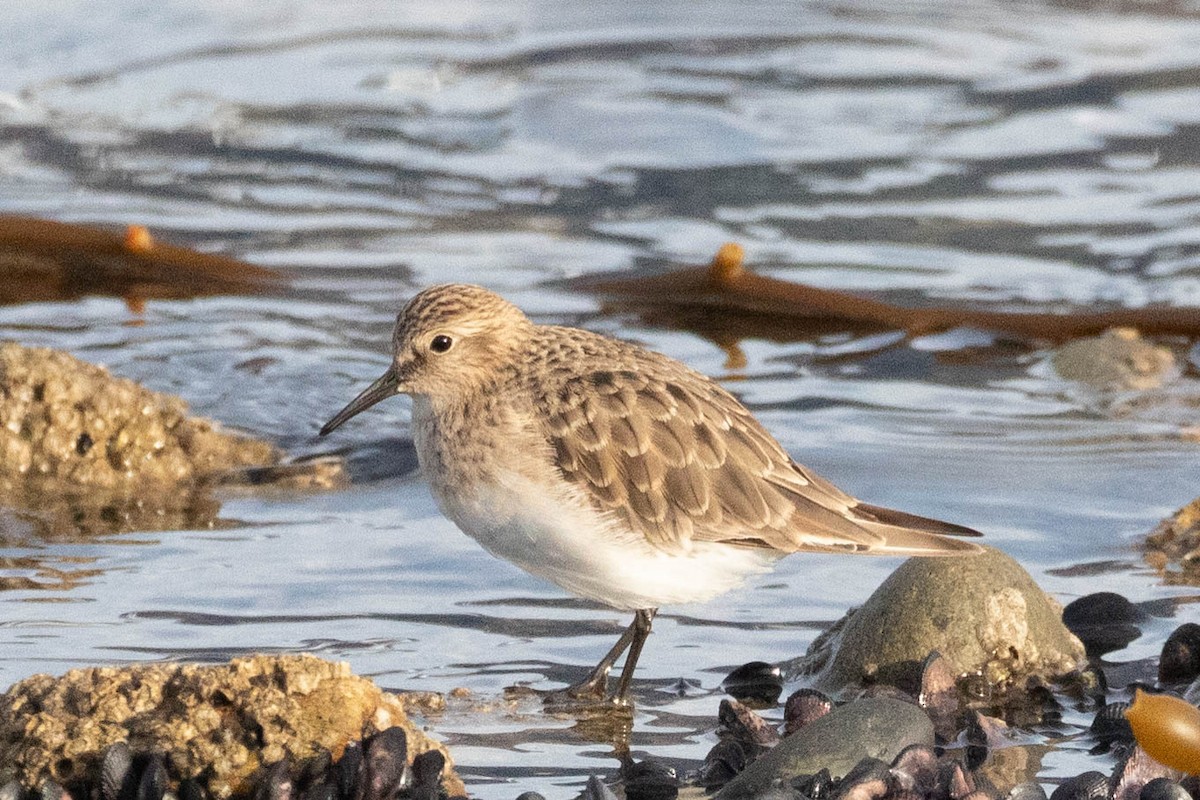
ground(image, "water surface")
xmin=1 ymin=0 xmax=1199 ymax=796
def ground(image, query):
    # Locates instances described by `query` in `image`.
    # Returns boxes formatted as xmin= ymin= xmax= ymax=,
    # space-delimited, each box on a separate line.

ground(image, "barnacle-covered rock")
xmin=0 ymin=342 xmax=279 ymax=492
xmin=1144 ymin=498 xmax=1200 ymax=584
xmin=0 ymin=654 xmax=462 ymax=799
xmin=0 ymin=342 xmax=286 ymax=539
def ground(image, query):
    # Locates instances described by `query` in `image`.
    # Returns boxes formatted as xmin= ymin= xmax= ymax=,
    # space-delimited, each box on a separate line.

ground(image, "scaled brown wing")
xmin=537 ymin=358 xmax=902 ymax=555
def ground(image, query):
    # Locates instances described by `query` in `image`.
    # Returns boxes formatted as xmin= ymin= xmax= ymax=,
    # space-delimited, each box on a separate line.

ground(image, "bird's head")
xmin=320 ymin=283 xmax=532 ymax=435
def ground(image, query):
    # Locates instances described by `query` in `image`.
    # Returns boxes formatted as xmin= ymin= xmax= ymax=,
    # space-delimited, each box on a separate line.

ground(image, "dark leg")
xmin=564 ymin=608 xmax=657 ymax=702
xmin=613 ymin=608 xmax=656 ymax=705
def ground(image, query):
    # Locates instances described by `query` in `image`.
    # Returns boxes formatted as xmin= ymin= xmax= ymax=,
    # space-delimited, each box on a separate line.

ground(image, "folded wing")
xmin=537 ymin=355 xmax=982 ymax=557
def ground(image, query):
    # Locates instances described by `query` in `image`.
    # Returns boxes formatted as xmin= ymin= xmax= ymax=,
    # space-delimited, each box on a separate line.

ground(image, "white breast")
xmin=435 ymin=464 xmax=778 ymax=611
xmin=409 ymin=395 xmax=777 ymax=610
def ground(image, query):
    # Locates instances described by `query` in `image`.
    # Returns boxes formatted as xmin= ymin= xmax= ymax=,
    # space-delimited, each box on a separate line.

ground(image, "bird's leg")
xmin=613 ymin=608 xmax=656 ymax=705
xmin=564 ymin=614 xmax=640 ymax=699
xmin=565 ymin=608 xmax=656 ymax=702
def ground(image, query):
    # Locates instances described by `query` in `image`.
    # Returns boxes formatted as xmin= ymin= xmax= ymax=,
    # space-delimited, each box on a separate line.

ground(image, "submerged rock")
xmin=1159 ymin=623 xmax=1200 ymax=685
xmin=0 ymin=654 xmax=462 ymax=799
xmin=722 ymin=661 xmax=784 ymax=707
xmin=802 ymin=547 xmax=1085 ymax=694
xmin=1051 ymin=328 xmax=1178 ymax=391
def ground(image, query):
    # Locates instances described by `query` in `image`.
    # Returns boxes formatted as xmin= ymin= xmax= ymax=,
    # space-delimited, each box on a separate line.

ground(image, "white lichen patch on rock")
xmin=0 ymin=654 xmax=463 ymax=799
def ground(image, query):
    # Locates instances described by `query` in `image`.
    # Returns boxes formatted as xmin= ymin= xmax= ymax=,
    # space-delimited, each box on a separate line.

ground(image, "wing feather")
xmin=535 ymin=346 xmax=981 ymax=556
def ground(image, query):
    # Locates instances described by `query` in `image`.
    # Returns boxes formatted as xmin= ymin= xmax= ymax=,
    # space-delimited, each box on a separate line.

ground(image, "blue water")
xmin=0 ymin=0 xmax=1198 ymax=796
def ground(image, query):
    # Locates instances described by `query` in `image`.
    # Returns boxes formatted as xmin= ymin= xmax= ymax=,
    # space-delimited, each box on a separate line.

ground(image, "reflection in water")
xmin=0 ymin=553 xmax=103 ymax=593
xmin=0 ymin=486 xmax=224 ymax=543
xmin=0 ymin=485 xmax=224 ymax=600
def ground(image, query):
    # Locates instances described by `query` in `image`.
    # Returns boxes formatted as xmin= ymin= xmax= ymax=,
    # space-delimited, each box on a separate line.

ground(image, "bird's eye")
xmin=430 ymin=334 xmax=453 ymax=353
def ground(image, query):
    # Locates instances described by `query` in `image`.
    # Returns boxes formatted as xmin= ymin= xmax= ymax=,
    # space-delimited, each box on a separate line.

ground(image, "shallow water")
xmin=1 ymin=0 xmax=1199 ymax=796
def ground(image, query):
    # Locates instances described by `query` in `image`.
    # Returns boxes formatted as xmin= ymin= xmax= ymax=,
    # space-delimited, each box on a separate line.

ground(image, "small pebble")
xmin=514 ymin=793 xmax=547 ymax=800
xmin=1140 ymin=779 xmax=1190 ymax=800
xmin=0 ymin=783 xmax=24 ymax=800
xmin=1007 ymin=782 xmax=1049 ymax=800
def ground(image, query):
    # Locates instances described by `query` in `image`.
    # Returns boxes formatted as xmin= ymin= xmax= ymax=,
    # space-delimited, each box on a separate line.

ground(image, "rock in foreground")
xmin=714 ymin=697 xmax=934 ymax=799
xmin=0 ymin=654 xmax=463 ymax=798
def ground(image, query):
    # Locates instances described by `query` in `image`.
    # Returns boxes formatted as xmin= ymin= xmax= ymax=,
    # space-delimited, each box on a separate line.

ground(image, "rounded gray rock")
xmin=714 ymin=697 xmax=933 ymax=799
xmin=807 ymin=546 xmax=1085 ymax=693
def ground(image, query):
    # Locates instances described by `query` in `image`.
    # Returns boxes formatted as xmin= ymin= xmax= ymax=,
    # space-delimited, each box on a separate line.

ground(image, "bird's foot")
xmin=504 ymin=671 xmax=630 ymax=710
xmin=559 ymin=670 xmax=618 ymax=704
xmin=542 ymin=673 xmax=627 ymax=711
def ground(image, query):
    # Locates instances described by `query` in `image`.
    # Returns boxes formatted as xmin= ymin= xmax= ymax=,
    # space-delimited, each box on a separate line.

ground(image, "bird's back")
xmin=520 ymin=323 xmax=981 ymax=558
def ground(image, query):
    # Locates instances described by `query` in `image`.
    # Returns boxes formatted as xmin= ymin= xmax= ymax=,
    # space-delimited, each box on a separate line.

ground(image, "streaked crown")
xmin=391 ymin=283 xmax=533 ymax=398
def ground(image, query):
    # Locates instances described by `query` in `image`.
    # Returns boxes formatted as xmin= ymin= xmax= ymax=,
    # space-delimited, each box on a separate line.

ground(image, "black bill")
xmin=319 ymin=367 xmax=401 ymax=436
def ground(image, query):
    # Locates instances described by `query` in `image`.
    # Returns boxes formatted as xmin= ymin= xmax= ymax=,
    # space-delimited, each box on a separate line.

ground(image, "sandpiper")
xmin=320 ymin=283 xmax=982 ymax=704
